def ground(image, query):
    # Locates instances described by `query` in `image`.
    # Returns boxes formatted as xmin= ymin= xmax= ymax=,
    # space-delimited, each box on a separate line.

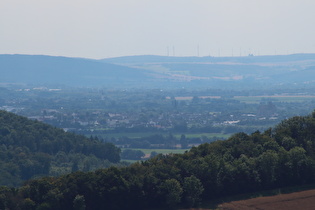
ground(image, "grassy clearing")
xmin=99 ymin=132 xmax=154 ymax=138
xmin=120 ymin=159 xmax=138 ymax=164
xmin=121 ymin=148 xmax=188 ymax=156
xmin=174 ymin=133 xmax=230 ymax=139
xmin=120 ymin=148 xmax=189 ymax=162
xmin=137 ymin=148 xmax=188 ymax=155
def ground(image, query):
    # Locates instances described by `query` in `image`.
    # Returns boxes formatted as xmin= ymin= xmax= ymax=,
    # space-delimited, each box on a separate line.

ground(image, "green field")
xmin=99 ymin=132 xmax=231 ymax=139
xmin=121 ymin=148 xmax=189 ymax=162
xmin=121 ymin=148 xmax=189 ymax=161
xmin=234 ymin=95 xmax=315 ymax=104
xmin=127 ymin=148 xmax=188 ymax=155
xmin=121 ymin=148 xmax=188 ymax=155
xmin=99 ymin=132 xmax=154 ymax=138
xmin=174 ymin=133 xmax=230 ymax=139
xmin=101 ymin=132 xmax=230 ymax=162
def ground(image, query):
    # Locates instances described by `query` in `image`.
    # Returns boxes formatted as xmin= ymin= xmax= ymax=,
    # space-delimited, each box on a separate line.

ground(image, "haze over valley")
xmin=2 ymin=0 xmax=315 ymax=209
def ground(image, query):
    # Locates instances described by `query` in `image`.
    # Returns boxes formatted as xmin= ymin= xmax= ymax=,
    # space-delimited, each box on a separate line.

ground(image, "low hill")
xmin=103 ymin=53 xmax=315 ymax=89
xmin=0 ymin=110 xmax=121 ymax=186
xmin=2 ymin=54 xmax=315 ymax=89
xmin=102 ymin=53 xmax=315 ymax=64
xmin=2 ymin=111 xmax=315 ymax=209
xmin=0 ymin=54 xmax=152 ymax=87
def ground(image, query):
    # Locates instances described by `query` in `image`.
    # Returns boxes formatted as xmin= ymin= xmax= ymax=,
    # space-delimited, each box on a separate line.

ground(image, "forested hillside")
xmin=0 ymin=110 xmax=121 ymax=186
xmin=2 ymin=111 xmax=315 ymax=209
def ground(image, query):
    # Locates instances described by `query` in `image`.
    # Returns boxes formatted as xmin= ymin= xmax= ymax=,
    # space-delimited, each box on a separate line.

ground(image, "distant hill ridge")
xmin=102 ymin=53 xmax=315 ymax=64
xmin=2 ymin=53 xmax=315 ymax=88
xmin=0 ymin=54 xmax=151 ymax=87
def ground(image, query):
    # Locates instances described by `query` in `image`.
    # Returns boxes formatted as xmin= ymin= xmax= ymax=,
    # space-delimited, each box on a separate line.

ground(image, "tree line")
xmin=0 ymin=110 xmax=121 ymax=186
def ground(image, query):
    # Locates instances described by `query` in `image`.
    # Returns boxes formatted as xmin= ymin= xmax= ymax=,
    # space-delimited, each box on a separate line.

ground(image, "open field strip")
xmin=121 ymin=148 xmax=188 ymax=162
xmin=121 ymin=148 xmax=188 ymax=155
xmin=100 ymin=132 xmax=230 ymax=139
xmin=165 ymin=95 xmax=315 ymax=103
xmin=174 ymin=133 xmax=230 ymax=139
xmin=166 ymin=96 xmax=221 ymax=100
xmin=136 ymin=148 xmax=188 ymax=154
xmin=121 ymin=148 xmax=190 ymax=156
xmin=234 ymin=95 xmax=315 ymax=104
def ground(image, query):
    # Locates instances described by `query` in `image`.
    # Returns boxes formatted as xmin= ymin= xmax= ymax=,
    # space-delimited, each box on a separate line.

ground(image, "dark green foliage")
xmin=150 ymin=151 xmax=158 ymax=158
xmin=73 ymin=195 xmax=86 ymax=210
xmin=160 ymin=179 xmax=183 ymax=208
xmin=183 ymin=175 xmax=204 ymax=207
xmin=180 ymin=134 xmax=189 ymax=149
xmin=121 ymin=149 xmax=145 ymax=160
xmin=0 ymin=110 xmax=121 ymax=186
xmin=4 ymin=111 xmax=315 ymax=209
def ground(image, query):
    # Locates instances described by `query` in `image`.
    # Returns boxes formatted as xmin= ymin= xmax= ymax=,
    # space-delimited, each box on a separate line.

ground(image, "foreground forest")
xmin=2 ymin=111 xmax=315 ymax=209
xmin=0 ymin=110 xmax=122 ymax=186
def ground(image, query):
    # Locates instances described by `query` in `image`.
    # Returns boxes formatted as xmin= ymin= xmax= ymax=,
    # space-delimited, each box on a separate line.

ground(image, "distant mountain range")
xmin=1 ymin=54 xmax=315 ymax=89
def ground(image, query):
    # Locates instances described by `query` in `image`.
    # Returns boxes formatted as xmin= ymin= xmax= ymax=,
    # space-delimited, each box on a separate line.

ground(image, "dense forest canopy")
xmin=2 ymin=110 xmax=315 ymax=209
xmin=0 ymin=110 xmax=121 ymax=186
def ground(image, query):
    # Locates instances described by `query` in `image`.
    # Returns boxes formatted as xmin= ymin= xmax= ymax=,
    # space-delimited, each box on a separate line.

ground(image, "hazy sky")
xmin=1 ymin=0 xmax=315 ymax=58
